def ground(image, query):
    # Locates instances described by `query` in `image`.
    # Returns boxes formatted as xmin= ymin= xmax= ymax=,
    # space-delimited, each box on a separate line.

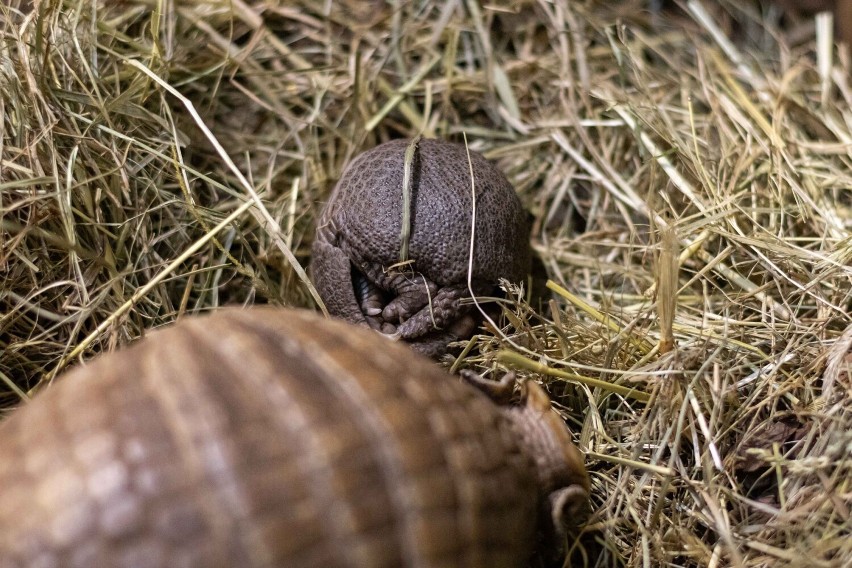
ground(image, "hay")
xmin=1 ymin=0 xmax=850 ymax=565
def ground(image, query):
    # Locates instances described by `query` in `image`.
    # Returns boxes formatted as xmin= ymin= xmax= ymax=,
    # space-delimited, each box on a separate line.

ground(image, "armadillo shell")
xmin=0 ymin=308 xmax=538 ymax=568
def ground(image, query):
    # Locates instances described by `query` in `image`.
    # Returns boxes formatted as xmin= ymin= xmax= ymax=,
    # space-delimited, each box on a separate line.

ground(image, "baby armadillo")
xmin=311 ymin=138 xmax=531 ymax=357
xmin=0 ymin=308 xmax=588 ymax=568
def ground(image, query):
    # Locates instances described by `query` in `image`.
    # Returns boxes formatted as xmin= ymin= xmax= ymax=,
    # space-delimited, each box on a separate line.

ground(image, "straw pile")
xmin=1 ymin=0 xmax=850 ymax=566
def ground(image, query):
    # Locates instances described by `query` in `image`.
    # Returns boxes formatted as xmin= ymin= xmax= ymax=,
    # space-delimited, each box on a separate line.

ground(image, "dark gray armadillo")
xmin=311 ymin=138 xmax=531 ymax=357
xmin=0 ymin=307 xmax=588 ymax=568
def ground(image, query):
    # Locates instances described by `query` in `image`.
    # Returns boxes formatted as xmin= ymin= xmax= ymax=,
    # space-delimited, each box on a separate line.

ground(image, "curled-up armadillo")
xmin=311 ymin=138 xmax=531 ymax=357
xmin=0 ymin=307 xmax=589 ymax=568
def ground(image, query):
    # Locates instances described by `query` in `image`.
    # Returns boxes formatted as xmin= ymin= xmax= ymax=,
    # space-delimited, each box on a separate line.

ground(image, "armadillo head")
xmin=506 ymin=380 xmax=590 ymax=540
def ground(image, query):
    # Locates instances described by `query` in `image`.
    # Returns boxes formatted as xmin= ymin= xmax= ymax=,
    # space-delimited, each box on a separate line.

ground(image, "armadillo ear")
xmin=548 ymin=485 xmax=591 ymax=535
xmin=460 ymin=370 xmax=516 ymax=404
xmin=521 ymin=379 xmax=553 ymax=412
xmin=524 ymin=380 xmax=591 ymax=495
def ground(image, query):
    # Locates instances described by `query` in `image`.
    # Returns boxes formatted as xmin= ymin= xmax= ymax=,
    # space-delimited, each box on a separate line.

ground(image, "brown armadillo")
xmin=0 ymin=307 xmax=589 ymax=568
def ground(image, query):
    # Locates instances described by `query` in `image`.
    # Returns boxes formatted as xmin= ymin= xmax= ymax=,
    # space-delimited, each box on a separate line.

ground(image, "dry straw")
xmin=1 ymin=0 xmax=850 ymax=566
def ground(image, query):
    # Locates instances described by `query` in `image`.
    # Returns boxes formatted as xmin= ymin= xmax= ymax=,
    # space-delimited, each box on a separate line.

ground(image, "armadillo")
xmin=0 ymin=307 xmax=589 ymax=567
xmin=311 ymin=138 xmax=531 ymax=357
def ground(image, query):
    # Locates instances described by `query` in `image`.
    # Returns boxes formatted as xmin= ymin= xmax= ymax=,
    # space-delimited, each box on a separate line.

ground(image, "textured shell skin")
xmin=319 ymin=138 xmax=530 ymax=286
xmin=0 ymin=308 xmax=541 ymax=568
xmin=310 ymin=138 xmax=532 ymax=356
